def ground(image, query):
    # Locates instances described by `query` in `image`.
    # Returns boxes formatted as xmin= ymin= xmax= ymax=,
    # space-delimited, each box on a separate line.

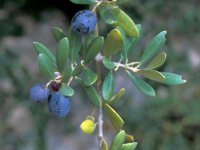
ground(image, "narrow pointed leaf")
xmin=103 ymin=28 xmax=124 ymax=57
xmin=85 ymin=36 xmax=104 ymax=63
xmin=68 ymin=28 xmax=82 ymax=64
xmin=59 ymin=83 xmax=74 ymax=97
xmin=37 ymin=54 xmax=55 ymax=79
xmin=108 ymin=88 xmax=125 ymax=104
xmin=120 ymin=142 xmax=138 ymax=150
xmin=33 ymin=42 xmax=56 ymax=66
xmin=136 ymin=70 xmax=165 ymax=82
xmin=112 ymin=8 xmax=139 ymax=37
xmin=69 ymin=0 xmax=97 ymax=4
xmin=82 ymin=68 xmax=98 ymax=86
xmin=61 ymin=63 xmax=72 ymax=83
xmin=160 ymin=72 xmax=186 ymax=85
xmin=52 ymin=26 xmax=67 ymax=43
xmin=140 ymin=31 xmax=167 ymax=65
xmin=110 ymin=130 xmax=126 ymax=150
xmin=146 ymin=52 xmax=166 ymax=70
xmin=98 ymin=4 xmax=119 ymax=24
xmin=102 ymin=72 xmax=114 ymax=100
xmin=56 ymin=37 xmax=69 ymax=73
xmin=104 ymin=103 xmax=124 ymax=130
xmin=103 ymin=57 xmax=116 ymax=70
xmin=84 ymin=86 xmax=101 ymax=107
xmin=127 ymin=71 xmax=155 ymax=96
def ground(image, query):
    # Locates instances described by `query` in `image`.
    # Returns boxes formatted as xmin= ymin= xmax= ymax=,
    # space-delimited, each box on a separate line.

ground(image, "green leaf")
xmin=103 ymin=28 xmax=124 ymax=57
xmin=145 ymin=51 xmax=166 ymax=70
xmin=98 ymin=4 xmax=119 ymax=24
xmin=140 ymin=31 xmax=167 ymax=65
xmin=112 ymin=8 xmax=139 ymax=37
xmin=82 ymin=68 xmax=98 ymax=86
xmin=110 ymin=130 xmax=126 ymax=150
xmin=127 ymin=71 xmax=155 ymax=96
xmin=84 ymin=86 xmax=101 ymax=107
xmin=108 ymin=88 xmax=125 ymax=104
xmin=136 ymin=70 xmax=165 ymax=82
xmin=68 ymin=28 xmax=82 ymax=64
xmin=117 ymin=26 xmax=127 ymax=61
xmin=52 ymin=26 xmax=67 ymax=43
xmin=103 ymin=57 xmax=116 ymax=70
xmin=61 ymin=62 xmax=72 ymax=83
xmin=33 ymin=42 xmax=56 ymax=66
xmin=72 ymin=64 xmax=84 ymax=76
xmin=56 ymin=37 xmax=69 ymax=73
xmin=102 ymin=71 xmax=114 ymax=100
xmin=104 ymin=103 xmax=124 ymax=130
xmin=120 ymin=142 xmax=138 ymax=150
xmin=69 ymin=0 xmax=97 ymax=4
xmin=85 ymin=36 xmax=104 ymax=64
xmin=160 ymin=72 xmax=186 ymax=85
xmin=59 ymin=83 xmax=74 ymax=97
xmin=37 ymin=53 xmax=55 ymax=79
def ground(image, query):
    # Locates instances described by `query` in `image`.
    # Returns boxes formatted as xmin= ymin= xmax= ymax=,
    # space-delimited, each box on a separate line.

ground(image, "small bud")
xmin=80 ymin=118 xmax=96 ymax=134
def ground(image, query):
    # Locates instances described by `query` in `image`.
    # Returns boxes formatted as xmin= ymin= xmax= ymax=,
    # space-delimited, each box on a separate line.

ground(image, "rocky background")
xmin=0 ymin=0 xmax=200 ymax=150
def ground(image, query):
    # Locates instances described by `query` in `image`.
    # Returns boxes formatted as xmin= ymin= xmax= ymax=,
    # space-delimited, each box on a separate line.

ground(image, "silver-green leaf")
xmin=140 ymin=31 xmax=167 ymax=65
xmin=102 ymin=71 xmax=114 ymax=100
xmin=160 ymin=72 xmax=186 ymax=85
xmin=56 ymin=37 xmax=69 ymax=73
xmin=37 ymin=53 xmax=55 ymax=79
xmin=127 ymin=71 xmax=155 ymax=96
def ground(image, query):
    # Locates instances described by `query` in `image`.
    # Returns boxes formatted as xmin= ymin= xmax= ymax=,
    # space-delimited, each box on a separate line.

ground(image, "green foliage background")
xmin=0 ymin=0 xmax=199 ymax=149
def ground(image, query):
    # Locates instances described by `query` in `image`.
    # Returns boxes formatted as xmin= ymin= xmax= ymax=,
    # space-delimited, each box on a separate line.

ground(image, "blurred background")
xmin=0 ymin=0 xmax=199 ymax=150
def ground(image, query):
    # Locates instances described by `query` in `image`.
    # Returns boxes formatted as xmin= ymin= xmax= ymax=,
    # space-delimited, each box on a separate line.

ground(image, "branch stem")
xmin=91 ymin=3 xmax=104 ymax=149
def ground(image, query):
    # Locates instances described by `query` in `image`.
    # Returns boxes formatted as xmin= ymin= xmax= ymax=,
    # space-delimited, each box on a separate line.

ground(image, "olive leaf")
xmin=110 ymin=130 xmax=126 ymax=150
xmin=160 ymin=72 xmax=186 ymax=85
xmin=112 ymin=7 xmax=139 ymax=37
xmin=136 ymin=69 xmax=165 ymax=82
xmin=127 ymin=71 xmax=155 ymax=96
xmin=98 ymin=4 xmax=119 ymax=24
xmin=103 ymin=28 xmax=124 ymax=57
xmin=68 ymin=28 xmax=82 ymax=64
xmin=103 ymin=57 xmax=116 ymax=70
xmin=145 ymin=51 xmax=166 ymax=70
xmin=37 ymin=53 xmax=55 ymax=79
xmin=102 ymin=71 xmax=114 ymax=100
xmin=82 ymin=68 xmax=98 ymax=86
xmin=120 ymin=142 xmax=138 ymax=150
xmin=33 ymin=42 xmax=56 ymax=67
xmin=52 ymin=26 xmax=67 ymax=43
xmin=139 ymin=31 xmax=167 ymax=65
xmin=59 ymin=83 xmax=74 ymax=97
xmin=104 ymin=103 xmax=124 ymax=130
xmin=56 ymin=37 xmax=69 ymax=73
xmin=108 ymin=88 xmax=125 ymax=104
